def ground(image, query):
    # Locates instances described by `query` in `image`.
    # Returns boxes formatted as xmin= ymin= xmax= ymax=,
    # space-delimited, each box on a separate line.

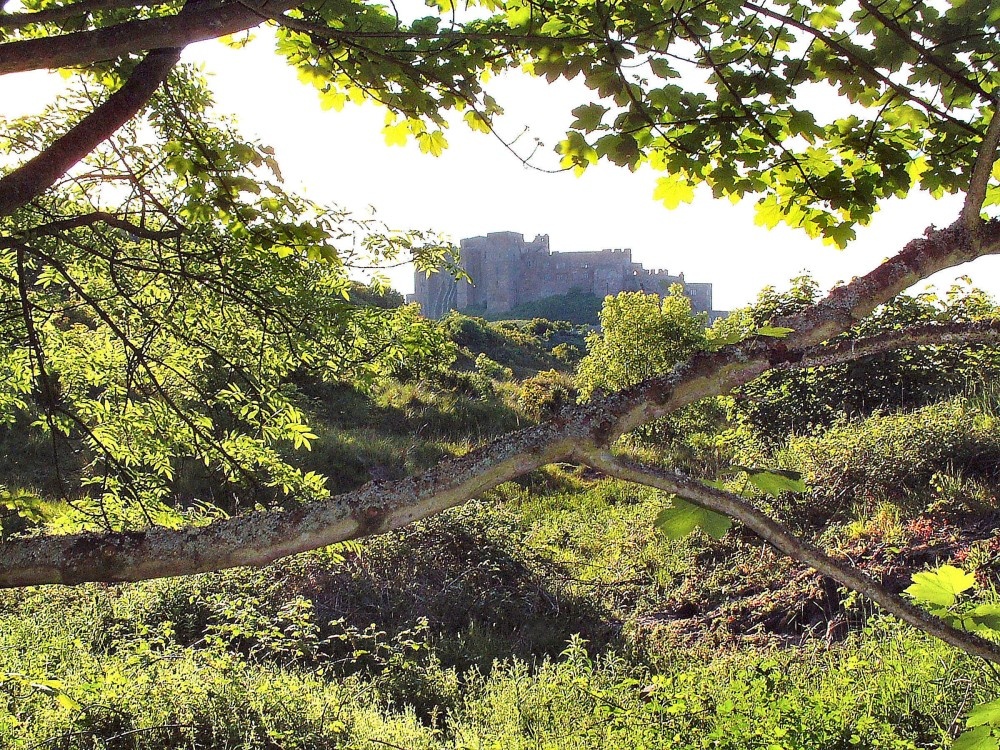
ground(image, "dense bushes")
xmin=439 ymin=312 xmax=587 ymax=376
xmin=781 ymin=399 xmax=1000 ymax=512
xmin=729 ymin=277 xmax=1000 ymax=442
xmin=1 ymin=584 xmax=981 ymax=750
xmin=6 ymin=286 xmax=1000 ymax=749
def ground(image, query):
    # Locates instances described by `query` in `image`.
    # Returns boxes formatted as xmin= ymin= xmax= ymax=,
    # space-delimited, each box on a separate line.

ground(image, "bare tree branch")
xmin=0 ymin=0 xmax=170 ymax=31
xmin=0 ymin=0 xmax=294 ymax=76
xmin=0 ymin=47 xmax=181 ymax=217
xmin=577 ymin=448 xmax=1000 ymax=665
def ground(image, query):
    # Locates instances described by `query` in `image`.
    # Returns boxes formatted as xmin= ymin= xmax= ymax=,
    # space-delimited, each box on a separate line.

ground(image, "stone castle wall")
xmin=411 ymin=231 xmax=718 ymax=319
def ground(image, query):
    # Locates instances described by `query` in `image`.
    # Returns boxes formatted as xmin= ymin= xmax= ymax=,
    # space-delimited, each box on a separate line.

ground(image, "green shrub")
xmin=474 ymin=353 xmax=514 ymax=382
xmin=780 ymin=399 xmax=1000 ymax=512
xmin=551 ymin=341 xmax=583 ymax=364
xmin=728 ymin=277 xmax=1000 ymax=443
xmin=440 ymin=313 xmax=560 ymax=375
xmin=519 ymin=369 xmax=578 ymax=421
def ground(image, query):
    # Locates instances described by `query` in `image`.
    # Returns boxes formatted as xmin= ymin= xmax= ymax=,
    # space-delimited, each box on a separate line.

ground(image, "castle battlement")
xmin=412 ymin=231 xmax=716 ymax=319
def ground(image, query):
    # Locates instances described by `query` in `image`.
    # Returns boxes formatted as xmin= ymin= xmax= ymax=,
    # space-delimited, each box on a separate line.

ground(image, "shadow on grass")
xmin=294 ymin=504 xmax=624 ymax=673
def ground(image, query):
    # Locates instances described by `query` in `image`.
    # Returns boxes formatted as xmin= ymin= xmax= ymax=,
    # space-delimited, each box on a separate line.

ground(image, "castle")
xmin=410 ymin=231 xmax=717 ymax=319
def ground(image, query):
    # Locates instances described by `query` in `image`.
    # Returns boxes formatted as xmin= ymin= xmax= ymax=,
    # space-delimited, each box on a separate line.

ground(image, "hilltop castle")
xmin=410 ymin=231 xmax=717 ymax=319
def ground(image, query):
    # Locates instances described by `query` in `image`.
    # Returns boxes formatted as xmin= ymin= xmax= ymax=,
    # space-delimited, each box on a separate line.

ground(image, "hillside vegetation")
xmin=2 ymin=281 xmax=999 ymax=749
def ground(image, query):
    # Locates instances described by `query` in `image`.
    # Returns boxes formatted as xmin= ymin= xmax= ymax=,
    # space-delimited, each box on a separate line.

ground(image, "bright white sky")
xmin=3 ymin=32 xmax=998 ymax=311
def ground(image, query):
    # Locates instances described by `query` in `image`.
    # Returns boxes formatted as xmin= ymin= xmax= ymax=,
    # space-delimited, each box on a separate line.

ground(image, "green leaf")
xmin=655 ymin=497 xmax=732 ymax=540
xmin=748 ymin=471 xmax=806 ymax=496
xmin=706 ymin=330 xmax=745 ymax=350
xmin=756 ymin=326 xmax=794 ymax=338
xmin=463 ymin=111 xmax=492 ymax=134
xmin=383 ymin=121 xmax=409 ymax=147
xmin=953 ymin=726 xmax=999 ymax=750
xmin=570 ymin=103 xmax=609 ymax=133
xmin=809 ymin=5 xmax=842 ymax=29
xmin=822 ymin=222 xmax=857 ymax=249
xmin=730 ymin=466 xmax=807 ymax=496
xmin=649 ymin=58 xmax=678 ymax=79
xmin=653 ymin=174 xmax=695 ymax=210
xmin=31 ymin=679 xmax=81 ymax=710
xmin=417 ymin=130 xmax=448 ymax=157
xmin=754 ymin=195 xmax=784 ymax=229
xmin=319 ymin=89 xmax=347 ymax=112
xmin=968 ymin=699 xmax=1000 ymax=728
xmin=557 ymin=132 xmax=599 ymax=175
xmin=904 ymin=565 xmax=977 ymax=608
xmin=968 ymin=604 xmax=1000 ymax=634
xmin=54 ymin=691 xmax=82 ymax=710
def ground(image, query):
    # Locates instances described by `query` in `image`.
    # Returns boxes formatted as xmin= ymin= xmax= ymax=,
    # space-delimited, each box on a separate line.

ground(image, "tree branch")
xmin=577 ymin=448 xmax=1000 ymax=664
xmin=961 ymin=108 xmax=1000 ymax=232
xmin=0 ymin=0 xmax=170 ymax=31
xmin=0 ymin=0 xmax=295 ymax=76
xmin=1 ymin=211 xmax=182 ymax=241
xmin=0 ymin=47 xmax=181 ymax=218
xmin=2 ymin=216 xmax=1000 ymax=589
xmin=793 ymin=319 xmax=1000 ymax=369
xmin=0 ymin=422 xmax=577 ymax=586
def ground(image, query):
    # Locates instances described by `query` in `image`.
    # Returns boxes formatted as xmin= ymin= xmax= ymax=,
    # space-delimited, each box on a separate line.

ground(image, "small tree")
xmin=577 ymin=287 xmax=708 ymax=401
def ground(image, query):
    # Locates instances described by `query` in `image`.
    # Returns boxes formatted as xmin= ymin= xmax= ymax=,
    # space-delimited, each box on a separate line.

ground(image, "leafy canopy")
xmin=0 ymin=71 xmax=454 ymax=528
xmin=4 ymin=0 xmax=999 ymax=245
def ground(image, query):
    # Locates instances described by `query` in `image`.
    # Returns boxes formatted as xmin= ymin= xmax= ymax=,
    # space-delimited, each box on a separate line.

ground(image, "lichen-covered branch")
xmin=792 ymin=320 xmax=1000 ymax=369
xmin=0 ymin=424 xmax=577 ymax=587
xmin=576 ymin=448 xmax=1000 ymax=665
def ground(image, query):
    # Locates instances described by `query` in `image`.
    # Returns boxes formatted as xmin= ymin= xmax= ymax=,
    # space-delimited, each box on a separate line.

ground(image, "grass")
xmin=0 ymin=584 xmax=985 ymax=749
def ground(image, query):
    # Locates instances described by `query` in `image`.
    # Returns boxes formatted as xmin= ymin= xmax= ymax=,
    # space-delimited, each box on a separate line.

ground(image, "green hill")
xmin=466 ymin=288 xmax=605 ymax=325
